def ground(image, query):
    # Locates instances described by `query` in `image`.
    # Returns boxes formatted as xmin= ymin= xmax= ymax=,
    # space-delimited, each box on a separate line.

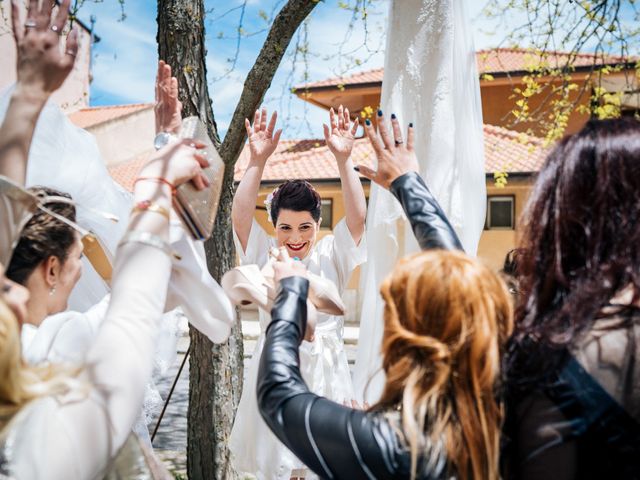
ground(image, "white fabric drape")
xmin=353 ymin=0 xmax=486 ymax=403
xmin=0 ymin=86 xmax=234 ymax=343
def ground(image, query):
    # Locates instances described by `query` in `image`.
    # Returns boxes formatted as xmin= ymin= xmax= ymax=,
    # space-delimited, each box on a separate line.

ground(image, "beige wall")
xmin=88 ymin=107 xmax=155 ymax=166
xmin=479 ymin=176 xmax=533 ymax=270
xmin=0 ymin=0 xmax=92 ymax=112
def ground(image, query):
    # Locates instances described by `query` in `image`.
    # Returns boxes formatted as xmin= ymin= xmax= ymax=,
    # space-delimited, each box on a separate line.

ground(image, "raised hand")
xmin=11 ymin=0 xmax=79 ymax=99
xmin=324 ymin=105 xmax=359 ymax=165
xmin=154 ymin=60 xmax=182 ymax=134
xmin=140 ymin=139 xmax=210 ymax=190
xmin=245 ymin=108 xmax=282 ymax=166
xmin=357 ymin=112 xmax=419 ymax=189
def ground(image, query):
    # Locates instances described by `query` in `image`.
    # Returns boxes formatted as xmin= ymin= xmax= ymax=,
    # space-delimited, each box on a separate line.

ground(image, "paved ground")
xmin=150 ymin=313 xmax=360 ymax=477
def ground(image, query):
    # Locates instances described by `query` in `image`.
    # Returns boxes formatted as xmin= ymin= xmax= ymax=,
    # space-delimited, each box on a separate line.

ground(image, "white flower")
xmin=264 ymin=187 xmax=279 ymax=224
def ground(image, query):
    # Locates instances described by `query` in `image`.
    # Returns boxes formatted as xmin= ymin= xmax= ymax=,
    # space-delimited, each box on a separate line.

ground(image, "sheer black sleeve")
xmin=389 ymin=171 xmax=464 ymax=252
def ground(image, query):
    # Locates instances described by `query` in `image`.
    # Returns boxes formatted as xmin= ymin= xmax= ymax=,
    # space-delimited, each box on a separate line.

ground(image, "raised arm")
xmin=357 ymin=113 xmax=463 ymax=252
xmin=232 ymin=108 xmax=282 ymax=252
xmin=0 ymin=0 xmax=78 ymax=184
xmin=324 ymin=105 xmax=366 ymax=244
xmin=256 ymin=253 xmax=411 ymax=479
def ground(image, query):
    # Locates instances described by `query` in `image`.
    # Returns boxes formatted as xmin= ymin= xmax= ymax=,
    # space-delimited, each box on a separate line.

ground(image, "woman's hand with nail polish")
xmin=357 ymin=112 xmax=419 ymax=189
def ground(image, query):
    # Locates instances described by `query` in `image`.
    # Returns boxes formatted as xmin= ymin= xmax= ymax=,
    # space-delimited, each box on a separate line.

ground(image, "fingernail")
xmin=365 ymin=119 xmax=371 ymax=126
xmin=353 ymin=166 xmax=360 ymax=172
xmin=377 ymin=109 xmax=383 ymax=117
xmin=391 ymin=113 xmax=396 ymax=119
xmin=409 ymin=122 xmax=413 ymax=128
xmin=293 ymin=257 xmax=300 ymax=261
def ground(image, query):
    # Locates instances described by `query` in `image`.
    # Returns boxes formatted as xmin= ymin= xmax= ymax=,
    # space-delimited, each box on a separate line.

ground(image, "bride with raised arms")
xmin=228 ymin=106 xmax=367 ymax=478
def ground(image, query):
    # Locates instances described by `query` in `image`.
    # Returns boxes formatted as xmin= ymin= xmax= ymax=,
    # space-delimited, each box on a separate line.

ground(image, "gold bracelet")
xmin=131 ymin=200 xmax=170 ymax=221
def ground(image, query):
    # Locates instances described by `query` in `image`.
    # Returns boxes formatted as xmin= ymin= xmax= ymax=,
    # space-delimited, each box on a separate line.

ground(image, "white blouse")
xmin=1 ymin=177 xmax=173 ymax=479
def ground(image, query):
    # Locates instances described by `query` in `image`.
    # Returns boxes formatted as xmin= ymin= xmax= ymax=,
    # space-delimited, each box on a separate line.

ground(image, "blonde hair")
xmin=0 ymin=299 xmax=81 ymax=424
xmin=374 ymin=250 xmax=513 ymax=479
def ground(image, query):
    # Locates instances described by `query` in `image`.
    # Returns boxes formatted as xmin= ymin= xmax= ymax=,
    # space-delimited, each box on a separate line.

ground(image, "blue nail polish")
xmin=409 ymin=122 xmax=413 ymax=128
xmin=377 ymin=109 xmax=383 ymax=117
xmin=391 ymin=113 xmax=396 ymax=119
xmin=293 ymin=256 xmax=300 ymax=261
xmin=365 ymin=118 xmax=371 ymax=126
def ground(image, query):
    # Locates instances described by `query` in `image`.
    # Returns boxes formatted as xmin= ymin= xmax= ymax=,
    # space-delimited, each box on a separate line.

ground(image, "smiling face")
xmin=275 ymin=209 xmax=321 ymax=260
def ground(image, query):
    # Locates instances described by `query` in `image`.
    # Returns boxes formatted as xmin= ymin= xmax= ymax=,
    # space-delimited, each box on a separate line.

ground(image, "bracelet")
xmin=131 ymin=200 xmax=171 ymax=221
xmin=134 ymin=176 xmax=176 ymax=195
xmin=118 ymin=231 xmax=181 ymax=260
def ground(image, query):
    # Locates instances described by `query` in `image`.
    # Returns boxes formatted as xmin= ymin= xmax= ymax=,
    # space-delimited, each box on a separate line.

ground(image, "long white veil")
xmin=0 ymin=87 xmax=132 ymax=312
xmin=353 ymin=0 xmax=486 ymax=403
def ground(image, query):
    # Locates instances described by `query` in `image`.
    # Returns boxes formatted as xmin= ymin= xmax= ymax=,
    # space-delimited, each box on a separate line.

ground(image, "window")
xmin=321 ymin=199 xmax=333 ymax=229
xmin=486 ymin=196 xmax=514 ymax=230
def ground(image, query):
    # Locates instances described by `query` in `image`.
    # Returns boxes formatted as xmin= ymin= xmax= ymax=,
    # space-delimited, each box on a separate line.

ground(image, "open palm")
xmin=324 ymin=105 xmax=359 ymax=163
xmin=246 ymin=108 xmax=282 ymax=166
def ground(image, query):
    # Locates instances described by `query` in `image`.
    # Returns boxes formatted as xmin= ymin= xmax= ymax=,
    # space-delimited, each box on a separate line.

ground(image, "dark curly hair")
xmin=507 ymin=117 xmax=640 ymax=390
xmin=270 ymin=180 xmax=322 ymax=224
xmin=6 ymin=186 xmax=77 ymax=285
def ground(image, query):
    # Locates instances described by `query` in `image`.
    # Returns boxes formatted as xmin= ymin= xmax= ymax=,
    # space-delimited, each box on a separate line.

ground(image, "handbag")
xmin=173 ymin=116 xmax=225 ymax=240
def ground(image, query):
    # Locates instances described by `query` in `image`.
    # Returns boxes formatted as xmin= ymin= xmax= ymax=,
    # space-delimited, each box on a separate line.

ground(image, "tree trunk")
xmin=157 ymin=1 xmax=319 ymax=478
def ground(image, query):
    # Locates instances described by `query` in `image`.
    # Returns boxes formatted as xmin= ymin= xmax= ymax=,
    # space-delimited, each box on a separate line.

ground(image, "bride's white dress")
xmin=229 ymin=219 xmax=366 ymax=479
xmin=353 ymin=0 xmax=487 ymax=404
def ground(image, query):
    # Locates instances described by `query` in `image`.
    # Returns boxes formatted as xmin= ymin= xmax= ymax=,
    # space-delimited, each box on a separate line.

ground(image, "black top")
xmin=256 ymin=171 xmax=462 ymax=479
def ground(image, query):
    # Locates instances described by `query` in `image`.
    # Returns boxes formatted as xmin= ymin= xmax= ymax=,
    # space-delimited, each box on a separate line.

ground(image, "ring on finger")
xmin=395 ymin=140 xmax=403 ymax=146
xmin=50 ymin=25 xmax=62 ymax=34
xmin=24 ymin=19 xmax=37 ymax=28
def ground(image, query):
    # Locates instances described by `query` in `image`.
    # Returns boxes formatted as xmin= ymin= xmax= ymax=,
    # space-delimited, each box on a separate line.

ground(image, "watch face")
xmin=154 ymin=132 xmax=171 ymax=150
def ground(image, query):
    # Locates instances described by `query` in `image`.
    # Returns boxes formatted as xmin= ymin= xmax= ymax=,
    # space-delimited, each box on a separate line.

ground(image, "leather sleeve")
xmin=389 ymin=171 xmax=464 ymax=252
xmin=257 ymin=276 xmax=414 ymax=479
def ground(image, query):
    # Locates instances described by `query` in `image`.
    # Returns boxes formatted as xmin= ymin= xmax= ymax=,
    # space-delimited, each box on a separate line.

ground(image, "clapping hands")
xmin=246 ymin=108 xmax=282 ymax=166
xmin=11 ymin=0 xmax=79 ymax=99
xmin=324 ymin=105 xmax=359 ymax=164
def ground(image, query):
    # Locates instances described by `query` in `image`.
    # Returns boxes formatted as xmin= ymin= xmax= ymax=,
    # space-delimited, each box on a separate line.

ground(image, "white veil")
xmin=0 ymin=85 xmax=233 ymax=341
xmin=353 ymin=0 xmax=486 ymax=403
xmin=0 ymin=86 xmax=132 ymax=312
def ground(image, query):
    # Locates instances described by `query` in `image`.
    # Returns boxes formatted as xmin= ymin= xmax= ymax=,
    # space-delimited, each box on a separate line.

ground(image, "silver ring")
xmin=395 ymin=140 xmax=403 ymax=145
xmin=50 ymin=25 xmax=61 ymax=34
xmin=24 ymin=19 xmax=37 ymax=28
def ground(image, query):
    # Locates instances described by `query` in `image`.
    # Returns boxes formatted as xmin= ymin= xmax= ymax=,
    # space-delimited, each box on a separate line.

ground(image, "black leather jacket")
xmin=257 ymin=172 xmax=460 ymax=479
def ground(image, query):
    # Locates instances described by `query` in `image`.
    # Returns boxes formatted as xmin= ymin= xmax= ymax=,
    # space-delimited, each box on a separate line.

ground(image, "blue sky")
xmin=74 ymin=0 xmax=637 ymax=139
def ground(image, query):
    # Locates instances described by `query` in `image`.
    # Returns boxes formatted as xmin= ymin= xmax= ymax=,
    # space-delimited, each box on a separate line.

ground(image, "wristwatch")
xmin=154 ymin=131 xmax=177 ymax=151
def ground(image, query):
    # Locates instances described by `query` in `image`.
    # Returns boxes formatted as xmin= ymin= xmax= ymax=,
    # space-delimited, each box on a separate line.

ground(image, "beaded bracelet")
xmin=133 ymin=176 xmax=176 ymax=195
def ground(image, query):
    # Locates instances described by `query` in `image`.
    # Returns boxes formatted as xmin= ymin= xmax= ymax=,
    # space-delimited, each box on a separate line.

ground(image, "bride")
xmin=229 ymin=106 xmax=367 ymax=478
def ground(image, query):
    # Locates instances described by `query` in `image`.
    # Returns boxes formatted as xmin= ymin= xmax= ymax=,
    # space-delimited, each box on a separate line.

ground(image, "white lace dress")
xmin=229 ymin=218 xmax=366 ymax=479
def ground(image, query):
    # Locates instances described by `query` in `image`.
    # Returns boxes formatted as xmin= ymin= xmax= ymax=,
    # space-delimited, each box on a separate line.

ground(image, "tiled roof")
xmin=107 ymin=151 xmax=152 ymax=191
xmin=233 ymin=125 xmax=548 ymax=183
xmin=106 ymin=126 xmax=548 ymax=192
xmin=68 ymin=103 xmax=153 ymax=129
xmin=299 ymin=48 xmax=630 ymax=89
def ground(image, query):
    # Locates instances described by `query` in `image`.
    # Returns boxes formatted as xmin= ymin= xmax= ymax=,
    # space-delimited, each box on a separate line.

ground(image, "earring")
xmin=49 ymin=286 xmax=56 ymax=296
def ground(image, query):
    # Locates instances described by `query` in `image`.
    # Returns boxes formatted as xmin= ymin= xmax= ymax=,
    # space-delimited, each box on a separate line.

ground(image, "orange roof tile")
xmin=107 ymin=151 xmax=151 ymax=191
xmin=107 ymin=126 xmax=548 ymax=192
xmin=299 ymin=48 xmax=630 ymax=89
xmin=68 ymin=103 xmax=153 ymax=129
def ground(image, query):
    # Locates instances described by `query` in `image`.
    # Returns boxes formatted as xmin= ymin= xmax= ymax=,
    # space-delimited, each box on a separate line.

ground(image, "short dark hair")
xmin=270 ymin=180 xmax=322 ymax=224
xmin=6 ymin=186 xmax=77 ymax=285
